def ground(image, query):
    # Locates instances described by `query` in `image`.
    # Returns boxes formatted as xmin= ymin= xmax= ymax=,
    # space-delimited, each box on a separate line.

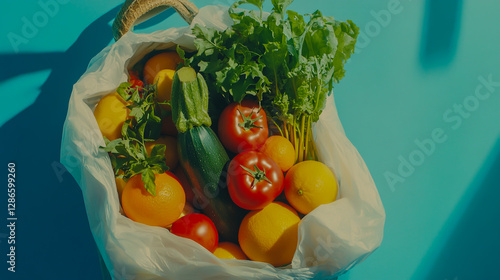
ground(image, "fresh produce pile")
xmin=93 ymin=0 xmax=358 ymax=267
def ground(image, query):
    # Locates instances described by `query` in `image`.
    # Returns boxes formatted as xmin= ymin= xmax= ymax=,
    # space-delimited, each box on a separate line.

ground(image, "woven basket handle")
xmin=112 ymin=0 xmax=199 ymax=41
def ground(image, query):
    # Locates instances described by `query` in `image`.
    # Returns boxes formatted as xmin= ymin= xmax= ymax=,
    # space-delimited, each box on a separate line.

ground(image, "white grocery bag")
xmin=61 ymin=5 xmax=385 ymax=279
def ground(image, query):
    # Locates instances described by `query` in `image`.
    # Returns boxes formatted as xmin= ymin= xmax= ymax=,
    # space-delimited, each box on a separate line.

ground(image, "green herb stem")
xmin=188 ymin=0 xmax=358 ymax=164
xmin=304 ymin=115 xmax=311 ymax=161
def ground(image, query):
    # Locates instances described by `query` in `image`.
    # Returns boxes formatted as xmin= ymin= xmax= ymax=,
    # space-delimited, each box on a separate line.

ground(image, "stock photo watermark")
xmin=385 ymin=74 xmax=500 ymax=192
xmin=4 ymin=163 xmax=17 ymax=273
xmin=303 ymin=234 xmax=336 ymax=267
xmin=356 ymin=0 xmax=406 ymax=53
xmin=7 ymin=0 xmax=70 ymax=53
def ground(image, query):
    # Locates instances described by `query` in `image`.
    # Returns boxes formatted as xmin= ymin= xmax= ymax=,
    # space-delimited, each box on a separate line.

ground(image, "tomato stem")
xmin=237 ymin=109 xmax=264 ymax=131
xmin=240 ymin=164 xmax=271 ymax=188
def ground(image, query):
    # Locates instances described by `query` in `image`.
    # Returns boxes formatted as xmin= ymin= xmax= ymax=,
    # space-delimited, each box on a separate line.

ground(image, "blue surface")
xmin=1 ymin=0 xmax=499 ymax=279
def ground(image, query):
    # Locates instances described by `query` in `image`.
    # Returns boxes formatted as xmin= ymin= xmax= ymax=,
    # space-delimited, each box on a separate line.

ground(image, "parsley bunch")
xmin=102 ymin=83 xmax=169 ymax=196
xmin=187 ymin=0 xmax=359 ymax=161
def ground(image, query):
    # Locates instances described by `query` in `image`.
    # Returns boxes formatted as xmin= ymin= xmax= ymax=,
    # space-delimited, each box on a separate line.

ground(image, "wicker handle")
xmin=112 ymin=0 xmax=199 ymax=41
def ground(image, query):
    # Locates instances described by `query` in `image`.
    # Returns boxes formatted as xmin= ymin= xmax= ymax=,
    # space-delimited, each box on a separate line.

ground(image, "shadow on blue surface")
xmin=0 ymin=6 xmax=175 ymax=84
xmin=419 ymin=137 xmax=500 ymax=280
xmin=420 ymin=0 xmax=462 ymax=69
xmin=0 ymin=5 xmax=177 ymax=280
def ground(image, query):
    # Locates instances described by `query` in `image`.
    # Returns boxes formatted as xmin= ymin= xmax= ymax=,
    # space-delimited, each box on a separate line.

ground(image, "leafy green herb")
xmin=185 ymin=0 xmax=359 ymax=161
xmin=101 ymin=82 xmax=170 ymax=196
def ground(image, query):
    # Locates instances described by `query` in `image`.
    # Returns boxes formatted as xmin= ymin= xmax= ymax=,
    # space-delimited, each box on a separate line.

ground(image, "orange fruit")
xmin=284 ymin=161 xmax=338 ymax=215
xmin=154 ymin=69 xmax=176 ymax=111
xmin=213 ymin=242 xmax=248 ymax=260
xmin=259 ymin=136 xmax=296 ymax=172
xmin=238 ymin=202 xmax=300 ymax=266
xmin=145 ymin=136 xmax=179 ymax=170
xmin=121 ymin=172 xmax=185 ymax=227
xmin=143 ymin=52 xmax=183 ymax=85
xmin=93 ymin=92 xmax=130 ymax=141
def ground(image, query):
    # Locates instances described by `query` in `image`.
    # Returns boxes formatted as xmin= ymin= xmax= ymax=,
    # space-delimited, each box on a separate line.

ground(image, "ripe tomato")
xmin=227 ymin=151 xmax=284 ymax=210
xmin=170 ymin=213 xmax=219 ymax=252
xmin=218 ymin=100 xmax=269 ymax=153
xmin=128 ymin=70 xmax=143 ymax=89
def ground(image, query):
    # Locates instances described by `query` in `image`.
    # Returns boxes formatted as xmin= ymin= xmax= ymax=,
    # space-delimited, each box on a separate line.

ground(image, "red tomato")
xmin=170 ymin=213 xmax=218 ymax=252
xmin=218 ymin=100 xmax=269 ymax=153
xmin=128 ymin=70 xmax=144 ymax=89
xmin=227 ymin=151 xmax=284 ymax=210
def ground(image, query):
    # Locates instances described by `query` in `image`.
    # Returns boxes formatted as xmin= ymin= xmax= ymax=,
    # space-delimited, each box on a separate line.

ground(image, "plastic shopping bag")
xmin=61 ymin=4 xmax=385 ymax=279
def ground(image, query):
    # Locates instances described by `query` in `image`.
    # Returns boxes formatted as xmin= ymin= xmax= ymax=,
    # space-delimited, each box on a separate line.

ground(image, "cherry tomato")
xmin=218 ymin=100 xmax=269 ymax=153
xmin=170 ymin=213 xmax=218 ymax=252
xmin=227 ymin=151 xmax=284 ymax=210
xmin=128 ymin=70 xmax=144 ymax=89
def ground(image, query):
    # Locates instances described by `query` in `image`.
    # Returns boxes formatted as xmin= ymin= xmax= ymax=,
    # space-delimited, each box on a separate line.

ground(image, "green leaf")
xmin=114 ymin=155 xmax=130 ymax=171
xmin=189 ymin=0 xmax=359 ymax=157
xmin=144 ymin=111 xmax=162 ymax=140
xmin=129 ymin=107 xmax=144 ymax=121
xmin=231 ymin=0 xmax=264 ymax=13
xmin=176 ymin=45 xmax=187 ymax=66
xmin=331 ymin=20 xmax=359 ymax=83
xmin=117 ymin=82 xmax=132 ymax=100
xmin=150 ymin=163 xmax=169 ymax=175
xmin=271 ymin=0 xmax=293 ymax=18
xmin=141 ymin=169 xmax=156 ymax=196
xmin=131 ymin=88 xmax=142 ymax=103
xmin=102 ymin=138 xmax=122 ymax=153
xmin=150 ymin=144 xmax=166 ymax=158
xmin=130 ymin=162 xmax=146 ymax=174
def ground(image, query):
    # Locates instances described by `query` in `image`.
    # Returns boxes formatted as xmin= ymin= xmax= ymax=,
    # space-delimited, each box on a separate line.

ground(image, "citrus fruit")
xmin=154 ymin=69 xmax=176 ymax=111
xmin=143 ymin=52 xmax=182 ymax=85
xmin=93 ymin=92 xmax=130 ymax=141
xmin=145 ymin=136 xmax=179 ymax=170
xmin=121 ymin=172 xmax=185 ymax=227
xmin=238 ymin=202 xmax=300 ymax=266
xmin=284 ymin=160 xmax=338 ymax=214
xmin=213 ymin=242 xmax=247 ymax=260
xmin=259 ymin=135 xmax=296 ymax=172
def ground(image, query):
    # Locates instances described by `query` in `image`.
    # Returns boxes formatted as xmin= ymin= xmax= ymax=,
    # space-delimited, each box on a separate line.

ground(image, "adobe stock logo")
xmin=356 ymin=0 xmax=406 ymax=53
xmin=7 ymin=0 xmax=70 ymax=53
xmin=384 ymin=74 xmax=500 ymax=192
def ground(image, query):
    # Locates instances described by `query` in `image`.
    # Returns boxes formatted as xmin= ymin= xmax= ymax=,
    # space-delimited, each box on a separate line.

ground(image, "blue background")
xmin=1 ymin=0 xmax=499 ymax=279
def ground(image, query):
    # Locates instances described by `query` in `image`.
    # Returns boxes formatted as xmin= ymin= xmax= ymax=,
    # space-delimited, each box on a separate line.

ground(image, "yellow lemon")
xmin=154 ymin=69 xmax=176 ymax=111
xmin=115 ymin=176 xmax=127 ymax=202
xmin=238 ymin=202 xmax=300 ymax=266
xmin=143 ymin=52 xmax=183 ymax=85
xmin=284 ymin=160 xmax=338 ymax=215
xmin=93 ymin=92 xmax=130 ymax=141
xmin=213 ymin=242 xmax=247 ymax=260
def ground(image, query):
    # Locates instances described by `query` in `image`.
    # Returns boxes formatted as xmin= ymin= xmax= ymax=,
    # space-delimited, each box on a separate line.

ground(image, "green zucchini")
xmin=171 ymin=67 xmax=247 ymax=242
